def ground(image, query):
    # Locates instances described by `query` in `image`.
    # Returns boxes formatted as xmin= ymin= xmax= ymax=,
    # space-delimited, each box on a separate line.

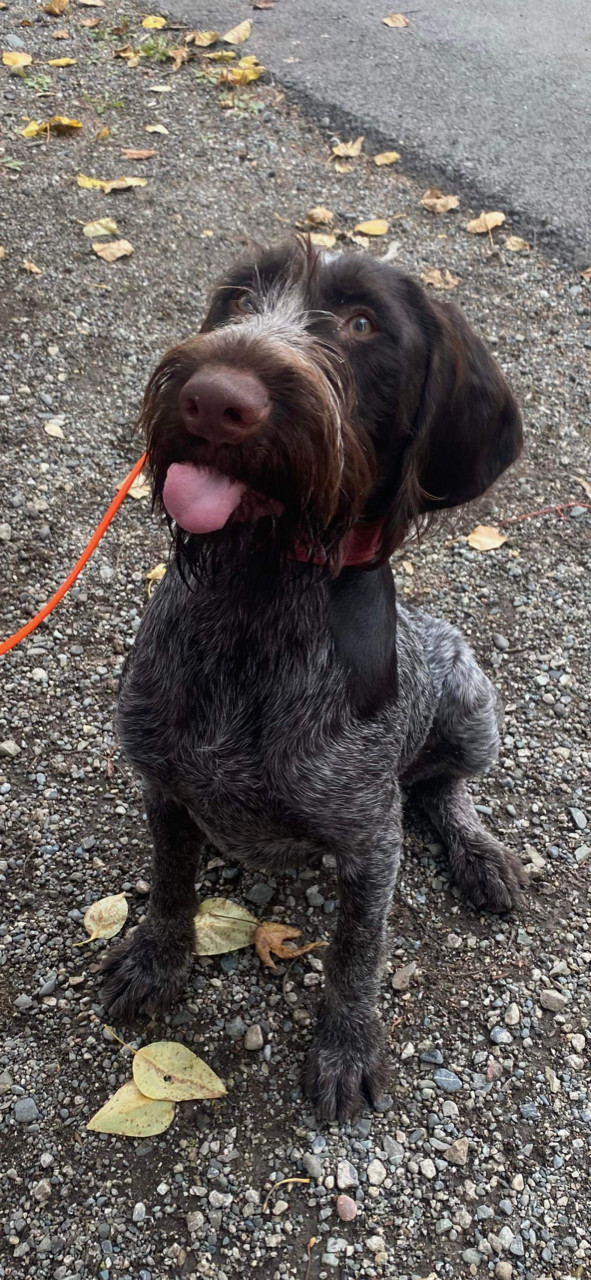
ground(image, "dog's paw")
xmin=100 ymin=921 xmax=193 ymax=1022
xmin=452 ymin=832 xmax=528 ymax=913
xmin=304 ymin=1008 xmax=389 ymax=1123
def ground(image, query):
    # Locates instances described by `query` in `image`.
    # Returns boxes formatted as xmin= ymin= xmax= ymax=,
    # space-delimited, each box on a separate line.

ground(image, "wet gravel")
xmin=1 ymin=3 xmax=590 ymax=1279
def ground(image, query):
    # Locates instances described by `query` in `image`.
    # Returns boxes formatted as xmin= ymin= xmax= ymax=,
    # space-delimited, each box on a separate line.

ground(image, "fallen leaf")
xmin=133 ymin=1041 xmax=226 ymax=1102
xmin=204 ymin=49 xmax=235 ymax=62
xmin=255 ymin=922 xmax=328 ymax=971
xmin=306 ymin=206 xmax=334 ymax=226
xmin=400 ymin=559 xmax=414 ymax=575
xmin=105 ymin=175 xmax=147 ymax=192
xmin=571 ymin=475 xmax=591 ymax=500
xmin=222 ymin=59 xmax=265 ymax=84
xmin=77 ymin=892 xmax=128 ymax=942
xmin=120 ymin=471 xmax=151 ymax=499
xmin=309 ymin=232 xmax=336 ymax=248
xmin=77 ymin=0 xmax=104 ymax=6
xmin=194 ymin=897 xmax=258 ymax=955
xmin=23 ymin=260 xmax=43 ymax=274
xmin=50 ymin=114 xmax=82 ymax=133
xmin=2 ymin=50 xmax=32 ymax=68
xmin=21 ymin=119 xmax=46 ymax=139
xmin=466 ymin=524 xmax=508 ymax=551
xmin=420 ymin=267 xmax=459 ymax=290
xmin=113 ymin=44 xmax=137 ymax=59
xmin=151 ymin=83 xmax=173 ymax=91
xmin=52 ymin=30 xmax=72 ymax=39
xmin=420 ymin=186 xmax=459 ymax=215
xmin=222 ymin=19 xmax=251 ymax=44
xmin=87 ymin=1080 xmax=175 ymax=1137
xmin=79 ymin=15 xmax=100 ymax=24
xmin=120 ymin=148 xmax=157 ymax=160
xmin=382 ymin=12 xmax=409 ymax=27
xmin=168 ymin=45 xmax=189 ymax=70
xmin=82 ymin=216 xmax=118 ymax=236
xmin=0 ymin=247 xmax=5 ymax=259
xmin=505 ymin=235 xmax=530 ymax=252
xmin=146 ymin=562 xmax=166 ymax=595
xmin=374 ymin=150 xmax=400 ymax=165
xmin=332 ymin=135 xmax=364 ymax=158
xmin=355 ymin=218 xmax=389 ymax=236
xmin=253 ymin=1 xmax=274 ymax=7
xmin=47 ymin=56 xmax=76 ymax=66
xmin=185 ymin=30 xmax=218 ymax=46
xmin=96 ymin=125 xmax=110 ymax=140
xmin=44 ymin=419 xmax=65 ymax=438
xmin=93 ymin=238 xmax=134 ymax=262
xmin=77 ymin=173 xmax=105 ymax=189
xmin=44 ymin=0 xmax=68 ymax=13
xmin=142 ymin=14 xmax=166 ymax=28
xmin=466 ymin=210 xmax=506 ymax=235
xmin=334 ymin=160 xmax=353 ymax=174
xmin=145 ymin=123 xmax=168 ymax=134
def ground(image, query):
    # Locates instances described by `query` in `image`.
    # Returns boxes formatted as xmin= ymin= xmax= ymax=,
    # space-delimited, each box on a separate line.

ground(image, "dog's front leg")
xmin=305 ymin=805 xmax=402 ymax=1123
xmin=101 ymin=790 xmax=203 ymax=1022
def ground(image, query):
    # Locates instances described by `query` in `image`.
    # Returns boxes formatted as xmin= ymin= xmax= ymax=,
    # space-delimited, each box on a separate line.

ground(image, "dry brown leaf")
xmin=332 ymin=135 xmax=364 ymax=158
xmin=466 ymin=524 xmax=508 ymax=551
xmin=82 ymin=216 xmax=118 ymax=237
xmin=571 ymin=475 xmax=591 ymax=500
xmin=2 ymin=50 xmax=33 ymax=68
xmin=87 ymin=1080 xmax=175 ymax=1137
xmin=52 ymin=30 xmax=72 ymax=39
xmin=145 ymin=123 xmax=168 ymax=134
xmin=420 ymin=186 xmax=459 ymax=215
xmin=309 ymin=232 xmax=336 ymax=249
xmin=505 ymin=235 xmax=530 ymax=252
xmin=142 ymin=14 xmax=166 ymax=28
xmin=306 ymin=205 xmax=334 ymax=226
xmin=254 ymin=1 xmax=275 ymax=8
xmin=79 ymin=15 xmax=100 ymax=25
xmin=92 ymin=238 xmax=133 ymax=262
xmin=113 ymin=44 xmax=136 ymax=59
xmin=255 ymin=922 xmax=327 ymax=971
xmin=168 ymin=45 xmax=189 ymax=70
xmin=120 ymin=148 xmax=157 ymax=160
xmin=374 ymin=150 xmax=400 ymax=165
xmin=466 ymin=210 xmax=505 ymax=235
xmin=193 ymin=898 xmax=258 ymax=955
xmin=44 ymin=0 xmax=68 ymax=13
xmin=47 ymin=56 xmax=76 ymax=66
xmin=355 ymin=218 xmax=389 ymax=236
xmin=133 ymin=1041 xmax=226 ymax=1102
xmin=122 ymin=472 xmax=151 ymax=500
xmin=78 ymin=891 xmax=128 ymax=942
xmin=23 ymin=260 xmax=43 ymax=274
xmin=222 ymin=19 xmax=251 ymax=44
xmin=185 ymin=30 xmax=218 ymax=46
xmin=382 ymin=12 xmax=409 ymax=27
xmin=103 ymin=175 xmax=147 ymax=193
xmin=334 ymin=160 xmax=353 ymax=174
xmin=420 ymin=267 xmax=459 ymax=290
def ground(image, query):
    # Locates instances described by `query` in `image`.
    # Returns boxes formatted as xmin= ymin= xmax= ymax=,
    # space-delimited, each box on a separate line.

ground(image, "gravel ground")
xmin=1 ymin=5 xmax=590 ymax=1280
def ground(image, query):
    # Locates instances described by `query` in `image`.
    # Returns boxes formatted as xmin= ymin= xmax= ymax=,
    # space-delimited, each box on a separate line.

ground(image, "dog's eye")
xmin=232 ymin=292 xmax=256 ymax=316
xmin=346 ymin=313 xmax=376 ymax=338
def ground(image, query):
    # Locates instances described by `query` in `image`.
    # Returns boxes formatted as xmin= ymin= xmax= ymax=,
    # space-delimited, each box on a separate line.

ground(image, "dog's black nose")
xmin=179 ymin=366 xmax=270 ymax=442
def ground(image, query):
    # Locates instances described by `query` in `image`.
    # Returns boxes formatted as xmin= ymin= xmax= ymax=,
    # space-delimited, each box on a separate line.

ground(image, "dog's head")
xmin=141 ymin=240 xmax=522 ymax=570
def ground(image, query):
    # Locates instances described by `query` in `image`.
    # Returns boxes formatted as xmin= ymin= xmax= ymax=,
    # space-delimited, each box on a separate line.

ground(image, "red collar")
xmin=289 ymin=520 xmax=384 ymax=567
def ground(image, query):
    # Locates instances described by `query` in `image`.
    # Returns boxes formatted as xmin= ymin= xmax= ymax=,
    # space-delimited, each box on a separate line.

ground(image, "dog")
xmin=102 ymin=240 xmax=527 ymax=1122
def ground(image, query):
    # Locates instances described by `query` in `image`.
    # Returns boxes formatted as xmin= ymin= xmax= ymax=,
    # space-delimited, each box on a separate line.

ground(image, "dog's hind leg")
xmin=403 ymin=626 xmax=527 ymax=912
xmin=101 ymin=790 xmax=203 ymax=1021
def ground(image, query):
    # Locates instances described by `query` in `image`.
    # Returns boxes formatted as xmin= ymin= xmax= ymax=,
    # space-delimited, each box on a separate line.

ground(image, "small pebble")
xmin=336 ymin=1194 xmax=357 ymax=1222
xmin=367 ymin=1158 xmax=387 ymax=1186
xmin=540 ymin=989 xmax=567 ymax=1012
xmin=336 ymin=1159 xmax=359 ymax=1190
xmin=244 ymin=1024 xmax=264 ymax=1051
xmin=433 ymin=1068 xmax=463 ymax=1092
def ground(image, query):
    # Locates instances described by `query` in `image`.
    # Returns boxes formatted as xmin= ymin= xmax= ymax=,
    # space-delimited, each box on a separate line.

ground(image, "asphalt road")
xmin=171 ymin=0 xmax=591 ymax=261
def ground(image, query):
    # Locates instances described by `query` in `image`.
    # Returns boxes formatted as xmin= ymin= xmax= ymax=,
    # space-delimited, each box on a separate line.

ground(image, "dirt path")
xmin=1 ymin=5 xmax=590 ymax=1279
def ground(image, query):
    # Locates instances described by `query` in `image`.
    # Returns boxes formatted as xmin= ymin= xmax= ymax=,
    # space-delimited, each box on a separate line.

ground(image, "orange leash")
xmin=0 ymin=453 xmax=147 ymax=656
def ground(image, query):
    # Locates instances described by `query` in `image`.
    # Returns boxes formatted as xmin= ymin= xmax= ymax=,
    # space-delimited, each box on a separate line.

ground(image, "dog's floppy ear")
xmin=382 ymin=298 xmax=523 ymax=555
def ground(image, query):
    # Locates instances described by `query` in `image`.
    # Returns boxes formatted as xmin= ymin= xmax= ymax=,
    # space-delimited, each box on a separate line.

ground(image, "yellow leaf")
xmin=21 ymin=119 xmax=45 ymax=138
xmin=355 ymin=219 xmax=389 ymax=236
xmin=222 ymin=19 xmax=251 ymax=44
xmin=309 ymin=232 xmax=336 ymax=248
xmin=466 ymin=524 xmax=508 ymax=551
xmin=306 ymin=205 xmax=334 ymax=226
xmin=96 ymin=125 xmax=110 ymax=141
xmin=332 ymin=135 xmax=364 ymax=158
xmin=2 ymin=50 xmax=33 ymax=68
xmin=204 ymin=49 xmax=235 ymax=62
xmin=333 ymin=160 xmax=353 ymax=174
xmin=142 ymin=14 xmax=166 ymax=29
xmin=505 ymin=235 xmax=530 ymax=252
xmin=186 ymin=30 xmax=219 ymax=46
xmin=145 ymin=123 xmax=169 ymax=134
xmin=44 ymin=0 xmax=68 ymax=13
xmin=82 ymin=216 xmax=118 ymax=237
xmin=87 ymin=1080 xmax=175 ymax=1137
xmin=47 ymin=56 xmax=76 ymax=66
xmin=146 ymin=562 xmax=166 ymax=595
xmin=382 ymin=12 xmax=409 ymax=27
xmin=374 ymin=150 xmax=400 ymax=165
xmin=104 ymin=175 xmax=147 ymax=192
xmin=48 ymin=115 xmax=82 ymax=133
xmin=44 ymin=419 xmax=65 ymax=438
xmin=222 ymin=62 xmax=264 ymax=84
xmin=420 ymin=187 xmax=459 ymax=214
xmin=78 ymin=892 xmax=128 ymax=942
xmin=77 ymin=173 xmax=107 ymax=189
xmin=194 ymin=897 xmax=258 ymax=955
xmin=133 ymin=1041 xmax=227 ymax=1102
xmin=93 ymin=238 xmax=134 ymax=262
xmin=420 ymin=267 xmax=459 ymax=290
xmin=466 ymin=210 xmax=506 ymax=234
xmin=23 ymin=260 xmax=43 ymax=274
xmin=254 ymin=922 xmax=327 ymax=971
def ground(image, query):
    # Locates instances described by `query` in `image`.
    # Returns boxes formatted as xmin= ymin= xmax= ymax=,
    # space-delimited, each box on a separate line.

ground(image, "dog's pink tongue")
xmin=162 ymin=463 xmax=246 ymax=534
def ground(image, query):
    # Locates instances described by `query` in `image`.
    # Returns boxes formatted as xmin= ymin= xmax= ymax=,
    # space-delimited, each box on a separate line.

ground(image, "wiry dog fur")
xmin=102 ymin=241 xmax=527 ymax=1122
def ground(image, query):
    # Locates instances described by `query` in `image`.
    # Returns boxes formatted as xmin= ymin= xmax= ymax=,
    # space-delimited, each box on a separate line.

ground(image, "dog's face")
xmin=141 ymin=241 xmax=523 ymax=569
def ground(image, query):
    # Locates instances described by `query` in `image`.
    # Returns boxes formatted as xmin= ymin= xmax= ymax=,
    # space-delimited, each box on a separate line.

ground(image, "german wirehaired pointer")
xmin=102 ymin=241 xmax=526 ymax=1121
